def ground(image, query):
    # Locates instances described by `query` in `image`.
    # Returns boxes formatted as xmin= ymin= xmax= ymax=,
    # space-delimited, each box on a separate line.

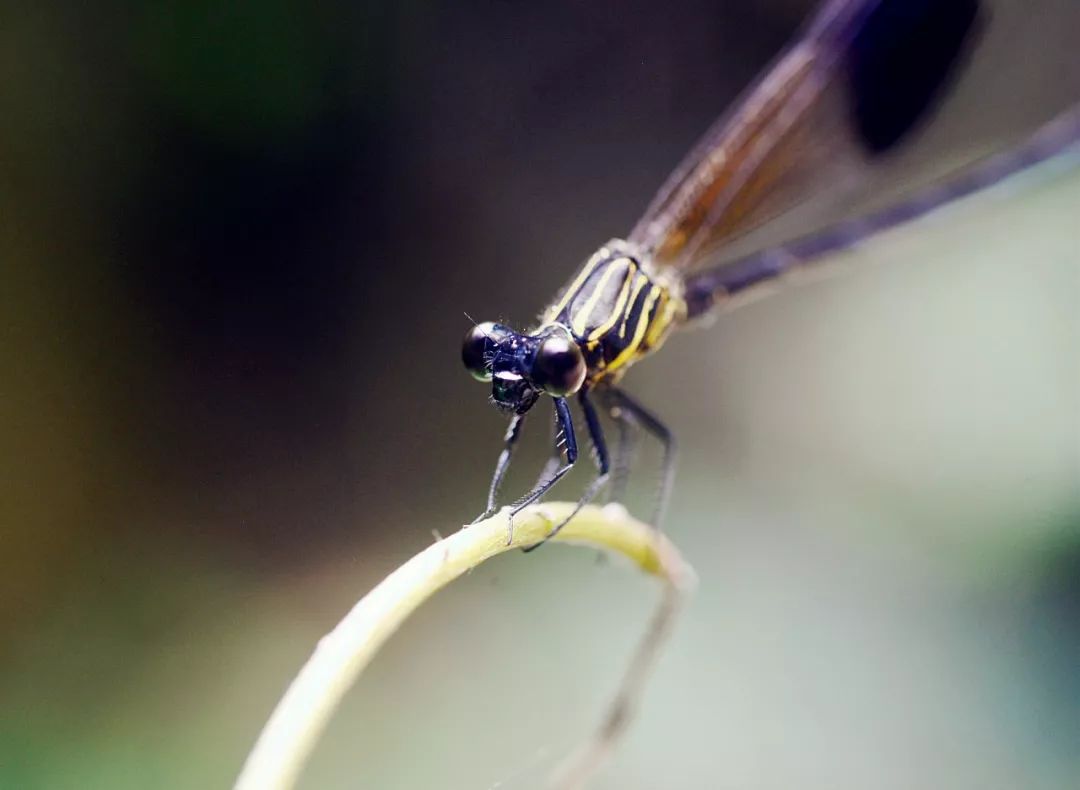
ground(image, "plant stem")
xmin=234 ymin=502 xmax=694 ymax=790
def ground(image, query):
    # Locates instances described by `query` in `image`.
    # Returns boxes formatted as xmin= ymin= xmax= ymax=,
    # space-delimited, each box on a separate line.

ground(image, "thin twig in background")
xmin=551 ymin=551 xmax=692 ymax=789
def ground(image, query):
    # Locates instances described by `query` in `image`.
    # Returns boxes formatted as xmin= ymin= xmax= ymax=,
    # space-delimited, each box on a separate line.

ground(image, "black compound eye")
xmin=462 ymin=321 xmax=503 ymax=381
xmin=532 ymin=332 xmax=586 ymax=396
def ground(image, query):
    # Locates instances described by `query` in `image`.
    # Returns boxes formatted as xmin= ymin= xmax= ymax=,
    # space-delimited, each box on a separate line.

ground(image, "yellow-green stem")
xmin=235 ymin=502 xmax=693 ymax=790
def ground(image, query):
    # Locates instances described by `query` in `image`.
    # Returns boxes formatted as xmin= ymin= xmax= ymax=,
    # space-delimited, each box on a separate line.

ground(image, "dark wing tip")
xmin=848 ymin=0 xmax=983 ymax=154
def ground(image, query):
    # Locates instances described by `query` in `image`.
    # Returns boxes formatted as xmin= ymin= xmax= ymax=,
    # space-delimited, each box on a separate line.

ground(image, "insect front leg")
xmin=530 ymin=412 xmax=567 ymax=494
xmin=522 ymin=388 xmax=611 ymax=552
xmin=471 ymin=413 xmax=526 ymax=524
xmin=504 ymin=397 xmax=578 ymax=544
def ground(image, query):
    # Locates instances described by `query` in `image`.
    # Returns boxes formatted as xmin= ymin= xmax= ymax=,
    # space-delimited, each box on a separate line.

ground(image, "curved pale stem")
xmin=235 ymin=502 xmax=695 ymax=790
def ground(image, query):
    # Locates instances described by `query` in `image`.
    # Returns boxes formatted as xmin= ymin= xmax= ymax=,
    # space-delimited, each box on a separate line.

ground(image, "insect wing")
xmin=629 ymin=0 xmax=1080 ymax=275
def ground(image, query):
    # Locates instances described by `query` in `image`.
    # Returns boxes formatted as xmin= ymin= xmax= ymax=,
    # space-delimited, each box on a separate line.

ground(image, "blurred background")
xmin=2 ymin=1 xmax=1078 ymax=787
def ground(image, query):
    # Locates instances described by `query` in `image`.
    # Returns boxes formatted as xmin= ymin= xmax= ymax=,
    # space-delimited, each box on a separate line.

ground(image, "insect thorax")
xmin=540 ymin=240 xmax=686 ymax=382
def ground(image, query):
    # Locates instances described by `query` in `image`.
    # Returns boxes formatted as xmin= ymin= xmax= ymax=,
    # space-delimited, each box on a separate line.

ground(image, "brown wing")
xmin=629 ymin=0 xmax=1080 ymax=273
xmin=628 ymin=0 xmax=874 ymax=268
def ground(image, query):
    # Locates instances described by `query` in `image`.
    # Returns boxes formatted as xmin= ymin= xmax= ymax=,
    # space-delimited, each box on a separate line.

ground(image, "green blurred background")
xmin=2 ymin=1 xmax=1078 ymax=788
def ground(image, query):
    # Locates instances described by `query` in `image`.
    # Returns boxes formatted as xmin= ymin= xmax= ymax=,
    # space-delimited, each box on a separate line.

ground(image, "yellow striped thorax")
xmin=540 ymin=239 xmax=687 ymax=383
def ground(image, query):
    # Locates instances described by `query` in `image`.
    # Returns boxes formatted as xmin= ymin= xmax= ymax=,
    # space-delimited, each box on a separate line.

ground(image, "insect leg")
xmin=607 ymin=387 xmax=676 ymax=530
xmin=602 ymin=387 xmax=640 ymax=506
xmin=522 ymin=388 xmax=611 ymax=552
xmin=470 ymin=413 xmax=526 ymax=524
xmin=502 ymin=397 xmax=578 ymax=543
xmin=527 ymin=406 xmax=568 ymax=493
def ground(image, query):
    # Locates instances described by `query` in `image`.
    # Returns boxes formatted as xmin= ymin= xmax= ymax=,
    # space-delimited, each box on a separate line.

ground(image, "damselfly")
xmin=462 ymin=0 xmax=1080 ymax=547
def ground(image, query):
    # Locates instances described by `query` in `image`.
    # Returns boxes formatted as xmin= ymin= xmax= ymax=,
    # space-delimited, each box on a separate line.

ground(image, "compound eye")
xmin=532 ymin=333 xmax=586 ymax=396
xmin=461 ymin=321 xmax=504 ymax=381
